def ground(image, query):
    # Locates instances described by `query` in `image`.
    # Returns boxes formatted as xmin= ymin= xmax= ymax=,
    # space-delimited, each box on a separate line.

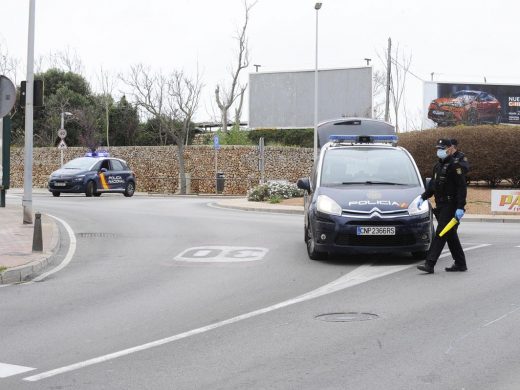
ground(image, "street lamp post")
xmin=23 ymin=0 xmax=36 ymax=224
xmin=313 ymin=2 xmax=322 ymax=162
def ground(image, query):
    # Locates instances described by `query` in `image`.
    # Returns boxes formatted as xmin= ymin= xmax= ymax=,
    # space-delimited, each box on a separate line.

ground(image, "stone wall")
xmin=9 ymin=146 xmax=313 ymax=195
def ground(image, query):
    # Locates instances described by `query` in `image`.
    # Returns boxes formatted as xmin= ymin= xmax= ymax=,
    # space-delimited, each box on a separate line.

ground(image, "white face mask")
xmin=437 ymin=149 xmax=448 ymax=159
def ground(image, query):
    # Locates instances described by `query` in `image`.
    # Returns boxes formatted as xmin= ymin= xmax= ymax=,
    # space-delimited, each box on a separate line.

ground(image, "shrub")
xmin=247 ymin=181 xmax=305 ymax=201
xmin=398 ymin=125 xmax=520 ymax=187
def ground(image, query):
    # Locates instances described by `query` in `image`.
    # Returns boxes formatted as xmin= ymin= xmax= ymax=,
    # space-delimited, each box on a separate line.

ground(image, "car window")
xmin=99 ymin=159 xmax=111 ymax=171
xmin=111 ymin=160 xmax=125 ymax=170
xmin=62 ymin=157 xmax=96 ymax=170
xmin=320 ymin=147 xmax=421 ymax=186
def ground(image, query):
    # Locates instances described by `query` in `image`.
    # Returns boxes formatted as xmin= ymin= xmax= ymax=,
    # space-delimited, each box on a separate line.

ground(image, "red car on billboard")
xmin=428 ymin=90 xmax=502 ymax=126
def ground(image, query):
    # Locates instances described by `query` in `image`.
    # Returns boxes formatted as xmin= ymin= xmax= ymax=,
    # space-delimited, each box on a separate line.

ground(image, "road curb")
xmin=0 ymin=214 xmax=61 ymax=284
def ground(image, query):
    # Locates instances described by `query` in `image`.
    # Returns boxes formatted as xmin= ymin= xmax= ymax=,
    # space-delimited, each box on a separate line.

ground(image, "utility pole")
xmin=384 ymin=37 xmax=392 ymax=123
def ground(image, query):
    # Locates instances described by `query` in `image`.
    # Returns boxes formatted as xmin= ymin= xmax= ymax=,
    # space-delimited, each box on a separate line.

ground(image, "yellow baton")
xmin=439 ymin=217 xmax=459 ymax=237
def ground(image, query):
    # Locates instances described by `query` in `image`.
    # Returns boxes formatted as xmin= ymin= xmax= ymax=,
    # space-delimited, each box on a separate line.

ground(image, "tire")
xmin=412 ymin=251 xmax=427 ymax=260
xmin=124 ymin=181 xmax=135 ymax=197
xmin=52 ymin=191 xmax=60 ymax=197
xmin=94 ymin=193 xmax=101 ymax=197
xmin=306 ymin=223 xmax=327 ymax=261
xmin=85 ymin=181 xmax=96 ymax=197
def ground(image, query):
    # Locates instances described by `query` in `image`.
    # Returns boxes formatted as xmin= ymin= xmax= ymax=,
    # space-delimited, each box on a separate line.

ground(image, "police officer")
xmin=417 ymin=139 xmax=468 ymax=274
xmin=450 ymin=138 xmax=470 ymax=174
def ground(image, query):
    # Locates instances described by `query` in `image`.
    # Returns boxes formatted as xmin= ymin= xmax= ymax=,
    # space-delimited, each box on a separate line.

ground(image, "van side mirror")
xmin=424 ymin=177 xmax=431 ymax=188
xmin=297 ymin=177 xmax=311 ymax=193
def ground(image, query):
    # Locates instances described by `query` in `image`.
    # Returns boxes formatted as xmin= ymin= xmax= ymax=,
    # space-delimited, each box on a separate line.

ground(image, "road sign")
xmin=213 ymin=135 xmax=220 ymax=150
xmin=57 ymin=128 xmax=67 ymax=139
xmin=57 ymin=140 xmax=67 ymax=150
xmin=0 ymin=76 xmax=16 ymax=117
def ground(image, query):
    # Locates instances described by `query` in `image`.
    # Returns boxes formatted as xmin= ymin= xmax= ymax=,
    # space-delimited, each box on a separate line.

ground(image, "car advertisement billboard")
xmin=422 ymin=81 xmax=520 ymax=128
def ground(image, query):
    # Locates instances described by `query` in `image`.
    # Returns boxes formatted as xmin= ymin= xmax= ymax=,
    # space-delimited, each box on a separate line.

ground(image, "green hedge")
xmin=247 ymin=128 xmax=314 ymax=147
xmin=398 ymin=125 xmax=520 ymax=187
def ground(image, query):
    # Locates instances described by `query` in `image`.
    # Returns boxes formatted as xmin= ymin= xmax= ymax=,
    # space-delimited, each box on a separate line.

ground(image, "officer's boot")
xmin=417 ymin=261 xmax=435 ymax=274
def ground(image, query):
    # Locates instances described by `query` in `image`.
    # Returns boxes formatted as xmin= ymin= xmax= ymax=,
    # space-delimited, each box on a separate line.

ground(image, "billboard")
xmin=423 ymin=81 xmax=520 ymax=128
xmin=491 ymin=190 xmax=520 ymax=212
xmin=249 ymin=67 xmax=372 ymax=129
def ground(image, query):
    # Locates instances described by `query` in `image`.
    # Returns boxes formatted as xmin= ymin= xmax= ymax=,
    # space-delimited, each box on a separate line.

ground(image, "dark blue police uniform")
xmin=417 ymin=139 xmax=468 ymax=273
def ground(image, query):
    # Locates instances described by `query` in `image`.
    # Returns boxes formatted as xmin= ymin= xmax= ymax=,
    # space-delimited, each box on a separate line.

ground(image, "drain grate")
xmin=315 ymin=312 xmax=379 ymax=323
xmin=77 ymin=233 xmax=117 ymax=239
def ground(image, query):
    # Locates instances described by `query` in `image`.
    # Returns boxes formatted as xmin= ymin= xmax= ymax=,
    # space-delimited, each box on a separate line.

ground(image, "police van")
xmin=297 ymin=118 xmax=433 ymax=260
xmin=48 ymin=151 xmax=136 ymax=197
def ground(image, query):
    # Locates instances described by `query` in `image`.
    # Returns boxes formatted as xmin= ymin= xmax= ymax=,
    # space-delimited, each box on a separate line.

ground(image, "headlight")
xmin=316 ymin=195 xmax=342 ymax=216
xmin=72 ymin=175 xmax=85 ymax=182
xmin=408 ymin=195 xmax=429 ymax=216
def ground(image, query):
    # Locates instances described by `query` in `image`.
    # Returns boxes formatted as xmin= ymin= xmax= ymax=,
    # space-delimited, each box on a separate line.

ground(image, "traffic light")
xmin=19 ymin=80 xmax=44 ymax=107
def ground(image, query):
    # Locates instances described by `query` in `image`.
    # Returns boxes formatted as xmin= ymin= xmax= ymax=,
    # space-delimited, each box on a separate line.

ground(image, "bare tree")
xmin=215 ymin=0 xmax=256 ymax=132
xmin=0 ymin=43 xmax=19 ymax=84
xmin=98 ymin=67 xmax=116 ymax=147
xmin=377 ymin=42 xmax=412 ymax=132
xmin=372 ymin=70 xmax=386 ymax=120
xmin=73 ymin=106 xmax=103 ymax=151
xmin=389 ymin=45 xmax=412 ymax=132
xmin=122 ymin=64 xmax=168 ymax=145
xmin=122 ymin=64 xmax=203 ymax=194
xmin=35 ymin=47 xmax=84 ymax=74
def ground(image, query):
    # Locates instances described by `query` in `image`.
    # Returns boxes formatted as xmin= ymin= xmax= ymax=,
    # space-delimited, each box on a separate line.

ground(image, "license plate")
xmin=357 ymin=226 xmax=395 ymax=235
xmin=54 ymin=182 xmax=66 ymax=187
xmin=432 ymin=110 xmax=445 ymax=116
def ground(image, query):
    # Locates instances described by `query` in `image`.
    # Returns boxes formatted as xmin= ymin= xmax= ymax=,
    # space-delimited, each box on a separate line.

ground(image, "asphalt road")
xmin=1 ymin=193 xmax=519 ymax=389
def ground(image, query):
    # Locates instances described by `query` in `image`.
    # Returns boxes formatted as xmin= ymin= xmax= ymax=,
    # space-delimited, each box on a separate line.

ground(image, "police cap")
xmin=436 ymin=138 xmax=452 ymax=149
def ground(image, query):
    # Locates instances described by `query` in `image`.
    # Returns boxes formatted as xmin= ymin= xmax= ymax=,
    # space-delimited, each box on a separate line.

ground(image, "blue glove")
xmin=417 ymin=198 xmax=424 ymax=208
xmin=455 ymin=209 xmax=464 ymax=220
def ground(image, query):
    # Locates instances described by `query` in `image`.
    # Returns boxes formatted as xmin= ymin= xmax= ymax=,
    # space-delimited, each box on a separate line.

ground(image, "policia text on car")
xmin=417 ymin=139 xmax=468 ymax=274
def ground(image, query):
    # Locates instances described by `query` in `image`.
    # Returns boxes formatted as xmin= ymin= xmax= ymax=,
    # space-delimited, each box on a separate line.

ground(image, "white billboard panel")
xmin=249 ymin=67 xmax=372 ymax=129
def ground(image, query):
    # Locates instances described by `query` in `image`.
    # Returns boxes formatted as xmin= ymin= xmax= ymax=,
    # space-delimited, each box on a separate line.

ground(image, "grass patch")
xmin=0 ymin=266 xmax=6 ymax=273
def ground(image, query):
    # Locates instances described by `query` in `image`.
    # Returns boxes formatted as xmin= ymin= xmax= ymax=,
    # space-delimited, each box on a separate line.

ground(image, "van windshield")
xmin=320 ymin=147 xmax=421 ymax=187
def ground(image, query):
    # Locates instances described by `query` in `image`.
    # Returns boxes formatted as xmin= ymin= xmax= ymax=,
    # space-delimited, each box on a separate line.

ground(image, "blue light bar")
xmin=329 ymin=135 xmax=398 ymax=144
xmin=85 ymin=150 xmax=110 ymax=157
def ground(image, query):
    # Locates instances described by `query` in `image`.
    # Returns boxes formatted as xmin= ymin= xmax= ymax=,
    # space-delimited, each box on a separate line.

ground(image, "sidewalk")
xmin=0 ymin=200 xmax=59 ymax=284
xmin=2 ymin=193 xmax=519 ymax=284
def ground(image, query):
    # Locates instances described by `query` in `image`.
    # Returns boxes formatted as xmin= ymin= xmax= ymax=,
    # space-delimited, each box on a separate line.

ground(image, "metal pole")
xmin=313 ymin=4 xmax=321 ymax=161
xmin=384 ymin=37 xmax=392 ymax=123
xmin=23 ymin=0 xmax=36 ymax=224
xmin=215 ymin=149 xmax=218 ymax=194
xmin=60 ymin=112 xmax=64 ymax=166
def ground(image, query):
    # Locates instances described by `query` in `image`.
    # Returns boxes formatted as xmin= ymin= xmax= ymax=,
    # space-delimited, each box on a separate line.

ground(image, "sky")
xmin=2 ymin=0 xmax=520 ymax=129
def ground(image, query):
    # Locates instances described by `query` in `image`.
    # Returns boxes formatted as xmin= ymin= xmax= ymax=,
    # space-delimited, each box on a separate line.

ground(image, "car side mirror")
xmin=424 ymin=177 xmax=431 ymax=188
xmin=100 ymin=168 xmax=108 ymax=173
xmin=297 ymin=177 xmax=311 ymax=193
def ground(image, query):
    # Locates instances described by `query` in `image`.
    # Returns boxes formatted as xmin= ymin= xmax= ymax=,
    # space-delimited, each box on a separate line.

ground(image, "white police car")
xmin=48 ymin=151 xmax=136 ymax=197
xmin=297 ymin=119 xmax=433 ymax=260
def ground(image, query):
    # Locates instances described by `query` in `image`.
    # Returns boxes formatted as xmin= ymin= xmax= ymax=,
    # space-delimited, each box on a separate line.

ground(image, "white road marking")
xmin=175 ymin=246 xmax=268 ymax=262
xmin=31 ymin=214 xmax=76 ymax=282
xmin=0 ymin=363 xmax=35 ymax=378
xmin=23 ymin=244 xmax=490 ymax=382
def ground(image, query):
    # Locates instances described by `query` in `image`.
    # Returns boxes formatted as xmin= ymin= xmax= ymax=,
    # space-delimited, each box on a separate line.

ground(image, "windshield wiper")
xmin=341 ymin=181 xmax=405 ymax=185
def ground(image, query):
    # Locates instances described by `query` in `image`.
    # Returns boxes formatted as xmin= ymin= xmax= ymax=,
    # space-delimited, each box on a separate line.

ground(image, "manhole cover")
xmin=77 ymin=233 xmax=117 ymax=238
xmin=315 ymin=312 xmax=379 ymax=323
